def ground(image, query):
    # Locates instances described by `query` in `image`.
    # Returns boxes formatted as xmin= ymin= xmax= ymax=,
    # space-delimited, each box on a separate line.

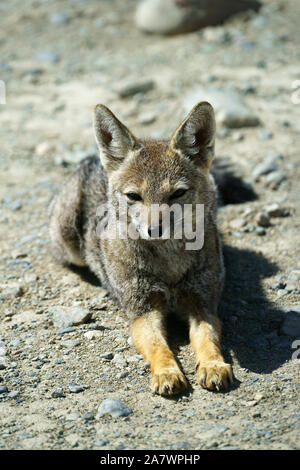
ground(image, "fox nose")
xmin=148 ymin=224 xmax=163 ymax=238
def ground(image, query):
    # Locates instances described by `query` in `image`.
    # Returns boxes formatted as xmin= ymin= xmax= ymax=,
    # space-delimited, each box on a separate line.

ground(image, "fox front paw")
xmin=197 ymin=360 xmax=233 ymax=391
xmin=151 ymin=370 xmax=188 ymax=396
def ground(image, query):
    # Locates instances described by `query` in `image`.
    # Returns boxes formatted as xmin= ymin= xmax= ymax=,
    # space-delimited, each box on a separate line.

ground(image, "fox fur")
xmin=49 ymin=102 xmax=238 ymax=395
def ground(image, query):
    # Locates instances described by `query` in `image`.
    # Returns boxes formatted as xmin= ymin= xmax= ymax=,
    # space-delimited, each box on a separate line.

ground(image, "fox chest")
xmin=151 ymin=243 xmax=198 ymax=286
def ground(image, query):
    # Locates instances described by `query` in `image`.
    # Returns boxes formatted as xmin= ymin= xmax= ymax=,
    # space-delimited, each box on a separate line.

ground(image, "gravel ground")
xmin=0 ymin=0 xmax=299 ymax=450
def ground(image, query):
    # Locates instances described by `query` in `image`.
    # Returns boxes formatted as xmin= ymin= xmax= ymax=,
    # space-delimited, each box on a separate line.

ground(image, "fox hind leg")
xmin=49 ymin=172 xmax=86 ymax=267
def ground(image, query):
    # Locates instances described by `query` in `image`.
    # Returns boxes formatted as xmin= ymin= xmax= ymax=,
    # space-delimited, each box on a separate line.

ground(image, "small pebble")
xmin=50 ymin=13 xmax=70 ymax=25
xmin=256 ymin=227 xmax=266 ymax=236
xmin=259 ymin=129 xmax=273 ymax=140
xmin=68 ymin=383 xmax=85 ymax=394
xmin=255 ymin=212 xmax=271 ymax=228
xmin=84 ymin=330 xmax=102 ymax=340
xmin=116 ymin=79 xmax=155 ymax=98
xmin=96 ymin=398 xmax=132 ymax=418
xmin=35 ymin=50 xmax=60 ymax=64
xmin=51 ymin=389 xmax=65 ymax=398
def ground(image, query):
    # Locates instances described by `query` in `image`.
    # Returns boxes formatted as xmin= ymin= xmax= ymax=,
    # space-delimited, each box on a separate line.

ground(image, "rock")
xmin=0 ymin=286 xmax=24 ymax=300
xmin=203 ymin=27 xmax=230 ymax=43
xmin=239 ymin=40 xmax=256 ymax=50
xmin=111 ymin=353 xmax=127 ymax=367
xmin=1 ymin=199 xmax=22 ymax=211
xmin=284 ymin=281 xmax=298 ymax=292
xmin=281 ymin=308 xmax=300 ymax=337
xmin=49 ymin=306 xmax=91 ymax=328
xmin=254 ymin=393 xmax=264 ymax=402
xmin=252 ymin=161 xmax=278 ymax=180
xmin=255 ymin=212 xmax=271 ymax=228
xmin=265 ymin=171 xmax=286 ymax=189
xmin=35 ymin=141 xmax=53 ymax=157
xmin=265 ymin=204 xmax=288 ymax=218
xmin=127 ymin=354 xmax=142 ymax=363
xmin=135 ymin=0 xmax=260 ymax=35
xmin=196 ymin=425 xmax=228 ymax=441
xmin=66 ymin=413 xmax=79 ymax=421
xmin=20 ymin=433 xmax=34 ymax=439
xmin=61 ymin=339 xmax=81 ymax=349
xmin=0 ymin=357 xmax=8 ymax=370
xmin=96 ymin=398 xmax=132 ymax=418
xmin=82 ymin=411 xmax=95 ymax=421
xmin=277 ymin=289 xmax=288 ymax=297
xmin=95 ymin=439 xmax=110 ymax=446
xmin=251 ymin=15 xmax=268 ymax=27
xmin=100 ymin=352 xmax=114 ymax=361
xmin=56 ymin=327 xmax=76 ymax=336
xmin=230 ymin=218 xmax=247 ymax=230
xmin=24 ymin=272 xmax=38 ymax=283
xmin=84 ymin=330 xmax=102 ymax=340
xmin=170 ymin=441 xmax=190 ymax=450
xmin=0 ymin=341 xmax=7 ymax=357
xmin=255 ymin=227 xmax=266 ymax=236
xmin=246 ymin=400 xmax=258 ymax=407
xmin=232 ymin=131 xmax=244 ymax=142
xmin=65 ymin=433 xmax=79 ymax=447
xmin=68 ymin=383 xmax=85 ymax=393
xmin=35 ymin=51 xmax=60 ymax=64
xmin=184 ymin=88 xmax=260 ymax=128
xmin=0 ymin=386 xmax=8 ymax=394
xmin=116 ymin=371 xmax=128 ymax=379
xmin=8 ymin=339 xmax=21 ymax=347
xmin=265 ymin=152 xmax=283 ymax=163
xmin=51 ymin=389 xmax=65 ymax=398
xmin=270 ymin=281 xmax=286 ymax=291
xmin=241 ymin=81 xmax=256 ymax=95
xmin=288 ymin=269 xmax=300 ymax=281
xmin=50 ymin=13 xmax=70 ymax=25
xmin=116 ymin=79 xmax=155 ymax=98
xmin=0 ymin=63 xmax=12 ymax=72
xmin=259 ymin=129 xmax=273 ymax=140
xmin=138 ymin=111 xmax=157 ymax=125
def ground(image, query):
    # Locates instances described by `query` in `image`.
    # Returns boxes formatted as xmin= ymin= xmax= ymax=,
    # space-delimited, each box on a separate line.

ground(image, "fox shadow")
xmin=167 ymin=244 xmax=289 ymax=381
xmin=218 ymin=244 xmax=289 ymax=375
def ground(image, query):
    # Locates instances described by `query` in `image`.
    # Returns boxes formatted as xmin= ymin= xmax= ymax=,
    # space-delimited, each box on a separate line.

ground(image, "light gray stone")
xmin=35 ymin=51 xmax=60 ymax=64
xmin=252 ymin=161 xmax=278 ymax=180
xmin=49 ymin=306 xmax=91 ymax=328
xmin=50 ymin=13 xmax=70 ymax=25
xmin=184 ymin=88 xmax=260 ymax=128
xmin=96 ymin=398 xmax=132 ymax=418
xmin=265 ymin=204 xmax=287 ymax=218
xmin=116 ymin=79 xmax=155 ymax=98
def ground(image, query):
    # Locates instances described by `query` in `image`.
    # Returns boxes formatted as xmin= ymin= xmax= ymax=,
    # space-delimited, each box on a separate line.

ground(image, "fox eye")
xmin=170 ymin=188 xmax=187 ymax=199
xmin=125 ymin=192 xmax=142 ymax=202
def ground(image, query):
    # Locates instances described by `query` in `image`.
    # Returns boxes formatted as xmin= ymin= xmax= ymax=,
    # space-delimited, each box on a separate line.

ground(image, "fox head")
xmin=94 ymin=102 xmax=216 ymax=242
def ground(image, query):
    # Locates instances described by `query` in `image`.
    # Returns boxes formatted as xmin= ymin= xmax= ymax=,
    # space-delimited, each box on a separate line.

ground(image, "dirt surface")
xmin=0 ymin=0 xmax=299 ymax=450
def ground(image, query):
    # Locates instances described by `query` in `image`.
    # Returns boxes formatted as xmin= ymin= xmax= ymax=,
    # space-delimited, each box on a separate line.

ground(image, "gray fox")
xmin=49 ymin=102 xmax=250 ymax=395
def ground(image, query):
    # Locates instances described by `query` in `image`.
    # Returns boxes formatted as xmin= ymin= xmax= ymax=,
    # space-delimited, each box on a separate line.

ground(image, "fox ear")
xmin=170 ymin=102 xmax=216 ymax=169
xmin=94 ymin=104 xmax=139 ymax=172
